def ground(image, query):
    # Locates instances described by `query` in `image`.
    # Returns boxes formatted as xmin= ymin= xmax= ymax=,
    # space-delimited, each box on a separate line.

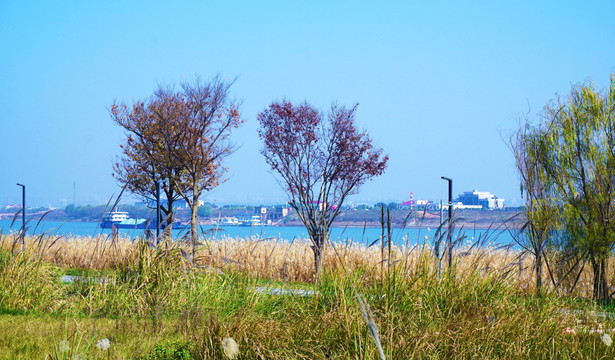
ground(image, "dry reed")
xmin=0 ymin=233 xmax=608 ymax=298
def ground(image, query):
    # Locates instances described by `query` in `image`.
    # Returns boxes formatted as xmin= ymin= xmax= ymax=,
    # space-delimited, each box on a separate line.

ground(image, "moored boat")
xmin=101 ymin=211 xmax=153 ymax=229
xmin=218 ymin=215 xmax=267 ymax=227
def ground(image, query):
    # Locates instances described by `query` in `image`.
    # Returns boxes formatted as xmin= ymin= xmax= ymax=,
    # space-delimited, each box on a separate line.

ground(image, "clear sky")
xmin=1 ymin=1 xmax=614 ymax=208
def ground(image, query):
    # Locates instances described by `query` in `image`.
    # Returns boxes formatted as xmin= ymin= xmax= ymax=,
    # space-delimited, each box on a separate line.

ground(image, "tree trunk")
xmin=312 ymin=233 xmax=326 ymax=282
xmin=166 ymin=209 xmax=174 ymax=232
xmin=190 ymin=190 xmax=200 ymax=258
xmin=592 ymin=257 xmax=609 ymax=301
xmin=159 ymin=207 xmax=173 ymax=247
xmin=535 ymin=252 xmax=542 ymax=296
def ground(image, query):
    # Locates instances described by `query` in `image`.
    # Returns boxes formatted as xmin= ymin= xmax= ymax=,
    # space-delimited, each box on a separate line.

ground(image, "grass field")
xmin=1 ymin=232 xmax=615 ymax=359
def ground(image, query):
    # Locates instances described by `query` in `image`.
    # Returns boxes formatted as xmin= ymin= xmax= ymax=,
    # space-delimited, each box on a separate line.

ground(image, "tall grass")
xmin=2 ymin=233 xmax=604 ymax=298
xmin=0 ymin=245 xmax=61 ymax=312
xmin=1 ymin=231 xmax=615 ymax=358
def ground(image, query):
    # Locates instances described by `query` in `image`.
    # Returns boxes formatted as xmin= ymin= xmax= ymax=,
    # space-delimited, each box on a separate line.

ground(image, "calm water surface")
xmin=0 ymin=219 xmax=515 ymax=247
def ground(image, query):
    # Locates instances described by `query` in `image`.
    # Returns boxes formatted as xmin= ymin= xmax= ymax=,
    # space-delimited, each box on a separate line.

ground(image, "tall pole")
xmin=441 ymin=177 xmax=453 ymax=272
xmin=16 ymin=183 xmax=25 ymax=252
xmin=156 ymin=180 xmax=161 ymax=238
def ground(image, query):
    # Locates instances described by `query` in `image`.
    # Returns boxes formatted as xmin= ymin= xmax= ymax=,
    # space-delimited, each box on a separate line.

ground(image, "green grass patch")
xmin=2 ymin=243 xmax=615 ymax=358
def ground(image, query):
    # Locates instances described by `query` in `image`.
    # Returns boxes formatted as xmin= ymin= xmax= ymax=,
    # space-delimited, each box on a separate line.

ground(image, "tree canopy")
xmin=111 ymin=75 xmax=242 ymax=245
xmin=258 ymin=100 xmax=388 ymax=278
xmin=111 ymin=86 xmax=189 ymax=230
xmin=515 ymin=74 xmax=615 ymax=300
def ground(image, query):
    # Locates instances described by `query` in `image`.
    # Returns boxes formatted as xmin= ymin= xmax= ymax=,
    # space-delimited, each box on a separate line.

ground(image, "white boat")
xmin=101 ymin=211 xmax=130 ymax=227
xmin=219 ymin=217 xmax=241 ymax=226
xmin=238 ymin=215 xmax=265 ymax=227
xmin=101 ymin=211 xmax=152 ymax=229
xmin=218 ymin=215 xmax=267 ymax=227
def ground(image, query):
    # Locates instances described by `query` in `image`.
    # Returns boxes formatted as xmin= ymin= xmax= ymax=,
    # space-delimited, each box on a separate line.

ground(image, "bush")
xmin=138 ymin=340 xmax=195 ymax=360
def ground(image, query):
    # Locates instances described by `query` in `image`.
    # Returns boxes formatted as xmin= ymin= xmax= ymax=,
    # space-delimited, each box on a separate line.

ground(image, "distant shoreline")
xmin=0 ymin=207 xmax=526 ymax=232
xmin=0 ymin=218 xmax=521 ymax=231
xmin=280 ymin=220 xmax=522 ymax=230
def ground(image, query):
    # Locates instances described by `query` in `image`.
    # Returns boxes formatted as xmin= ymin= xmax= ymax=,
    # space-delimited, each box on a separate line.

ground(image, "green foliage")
xmin=511 ymin=120 xmax=562 ymax=295
xmin=197 ymin=203 xmax=212 ymax=217
xmin=119 ymin=205 xmax=156 ymax=219
xmin=514 ymin=74 xmax=615 ymax=300
xmin=63 ymin=204 xmax=155 ymax=221
xmin=137 ymin=340 xmax=195 ymax=360
xmin=221 ymin=205 xmax=252 ymax=211
xmin=48 ymin=318 xmax=97 ymax=360
xmin=4 ymin=229 xmax=615 ymax=358
xmin=0 ymin=248 xmax=60 ymax=312
xmin=64 ymin=204 xmax=105 ymax=220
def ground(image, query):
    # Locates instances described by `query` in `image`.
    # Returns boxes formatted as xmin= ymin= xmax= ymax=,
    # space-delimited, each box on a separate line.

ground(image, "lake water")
xmin=0 ymin=219 xmax=515 ymax=247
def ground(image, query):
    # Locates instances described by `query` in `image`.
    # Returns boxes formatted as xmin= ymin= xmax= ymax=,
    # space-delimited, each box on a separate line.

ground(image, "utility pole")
xmin=441 ymin=176 xmax=453 ymax=272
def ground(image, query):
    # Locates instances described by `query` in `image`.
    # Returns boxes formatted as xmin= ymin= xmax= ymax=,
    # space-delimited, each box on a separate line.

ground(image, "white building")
xmin=456 ymin=190 xmax=504 ymax=210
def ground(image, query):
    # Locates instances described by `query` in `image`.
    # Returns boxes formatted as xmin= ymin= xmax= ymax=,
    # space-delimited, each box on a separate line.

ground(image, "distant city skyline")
xmin=2 ymin=2 xmax=614 ymax=209
xmin=0 ymin=186 xmax=513 ymax=209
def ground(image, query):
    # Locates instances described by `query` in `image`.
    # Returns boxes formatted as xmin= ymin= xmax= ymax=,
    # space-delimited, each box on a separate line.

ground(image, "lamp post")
xmin=156 ymin=180 xmax=162 ymax=238
xmin=155 ymin=179 xmax=168 ymax=239
xmin=16 ymin=183 xmax=25 ymax=252
xmin=441 ymin=176 xmax=453 ymax=272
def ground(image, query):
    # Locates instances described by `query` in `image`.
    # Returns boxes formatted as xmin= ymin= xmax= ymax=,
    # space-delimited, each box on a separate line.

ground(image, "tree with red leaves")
xmin=258 ymin=101 xmax=388 ymax=279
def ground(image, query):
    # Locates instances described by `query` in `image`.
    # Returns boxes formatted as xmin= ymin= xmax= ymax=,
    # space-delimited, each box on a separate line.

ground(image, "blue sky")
xmin=1 ymin=1 xmax=614 ymax=208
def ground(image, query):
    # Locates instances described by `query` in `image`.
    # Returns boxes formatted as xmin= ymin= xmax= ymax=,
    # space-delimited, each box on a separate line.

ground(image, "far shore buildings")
xmin=455 ymin=190 xmax=504 ymax=210
xmin=254 ymin=205 xmax=291 ymax=224
xmin=135 ymin=199 xmax=205 ymax=209
xmin=400 ymin=190 xmax=504 ymax=211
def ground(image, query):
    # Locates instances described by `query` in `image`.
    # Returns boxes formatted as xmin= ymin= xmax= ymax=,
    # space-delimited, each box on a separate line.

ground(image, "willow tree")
xmin=535 ymin=75 xmax=615 ymax=301
xmin=510 ymin=121 xmax=560 ymax=295
xmin=258 ymin=101 xmax=388 ymax=278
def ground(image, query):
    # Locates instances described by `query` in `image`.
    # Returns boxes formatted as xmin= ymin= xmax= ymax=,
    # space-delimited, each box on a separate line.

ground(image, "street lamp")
xmin=441 ymin=176 xmax=453 ymax=272
xmin=16 ymin=183 xmax=25 ymax=252
xmin=156 ymin=180 xmax=168 ymax=238
xmin=440 ymin=177 xmax=452 ymax=220
xmin=156 ymin=180 xmax=162 ymax=238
